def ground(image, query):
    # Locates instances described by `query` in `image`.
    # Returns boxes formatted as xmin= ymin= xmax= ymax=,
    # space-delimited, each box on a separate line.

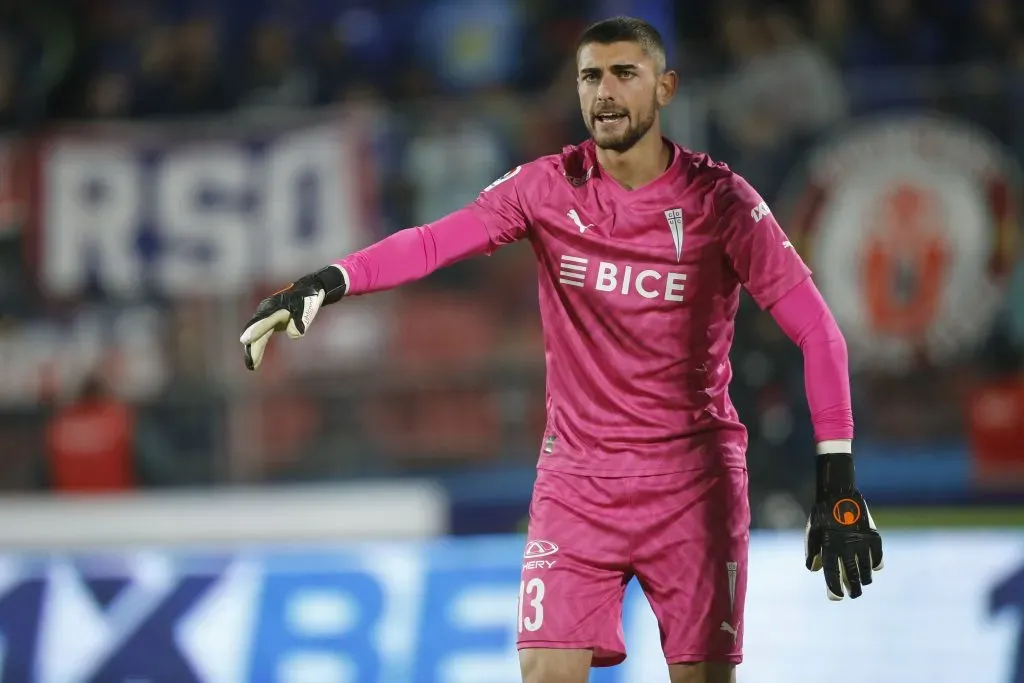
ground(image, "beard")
xmin=586 ymin=96 xmax=658 ymax=153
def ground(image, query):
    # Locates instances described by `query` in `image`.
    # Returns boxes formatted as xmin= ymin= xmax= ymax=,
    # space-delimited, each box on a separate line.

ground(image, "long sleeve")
xmin=768 ymin=276 xmax=854 ymax=443
xmin=715 ymin=172 xmax=812 ymax=310
xmin=335 ymin=208 xmax=493 ymax=295
xmin=335 ymin=165 xmax=532 ymax=295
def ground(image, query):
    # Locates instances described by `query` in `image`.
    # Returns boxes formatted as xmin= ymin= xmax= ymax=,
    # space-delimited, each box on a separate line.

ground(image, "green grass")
xmin=515 ymin=507 xmax=1024 ymax=531
xmin=872 ymin=507 xmax=1024 ymax=528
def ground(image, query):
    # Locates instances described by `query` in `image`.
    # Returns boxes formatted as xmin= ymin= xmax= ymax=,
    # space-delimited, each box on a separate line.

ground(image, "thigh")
xmin=631 ymin=467 xmax=750 ymax=665
xmin=517 ymin=469 xmax=632 ymax=667
xmin=519 ymin=648 xmax=592 ymax=683
xmin=668 ymin=662 xmax=736 ymax=683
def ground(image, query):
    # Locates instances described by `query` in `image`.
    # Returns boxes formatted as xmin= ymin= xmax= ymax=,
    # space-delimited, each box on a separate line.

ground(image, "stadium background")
xmin=0 ymin=0 xmax=1023 ymax=681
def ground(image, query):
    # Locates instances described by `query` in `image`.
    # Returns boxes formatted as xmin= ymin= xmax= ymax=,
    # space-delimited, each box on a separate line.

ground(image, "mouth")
xmin=593 ymin=112 xmax=627 ymax=126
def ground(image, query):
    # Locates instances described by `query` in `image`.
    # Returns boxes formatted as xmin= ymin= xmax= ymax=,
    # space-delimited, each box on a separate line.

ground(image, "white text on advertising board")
xmin=42 ymin=123 xmax=367 ymax=297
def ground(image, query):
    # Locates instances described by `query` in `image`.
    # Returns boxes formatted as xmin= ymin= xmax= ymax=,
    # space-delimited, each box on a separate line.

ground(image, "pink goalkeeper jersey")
xmin=342 ymin=139 xmax=813 ymax=475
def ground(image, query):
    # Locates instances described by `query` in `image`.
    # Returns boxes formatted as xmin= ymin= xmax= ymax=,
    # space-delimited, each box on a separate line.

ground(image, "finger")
xmin=244 ymin=343 xmax=256 ymax=371
xmin=843 ymin=549 xmax=863 ymax=599
xmin=240 ymin=310 xmax=290 ymax=345
xmin=244 ymin=328 xmax=274 ymax=371
xmin=857 ymin=546 xmax=874 ymax=586
xmin=822 ymin=549 xmax=844 ymax=601
xmin=809 ymin=553 xmax=823 ymax=572
xmin=805 ymin=517 xmax=823 ymax=572
xmin=870 ymin=534 xmax=884 ymax=571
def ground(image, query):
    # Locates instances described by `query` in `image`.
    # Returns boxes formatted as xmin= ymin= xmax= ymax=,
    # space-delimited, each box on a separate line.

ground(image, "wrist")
xmin=815 ymin=451 xmax=855 ymax=500
xmin=313 ymin=264 xmax=348 ymax=304
xmin=816 ymin=439 xmax=851 ymax=454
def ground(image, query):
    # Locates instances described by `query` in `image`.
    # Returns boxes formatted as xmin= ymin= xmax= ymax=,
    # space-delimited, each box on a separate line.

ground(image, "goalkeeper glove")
xmin=239 ymin=265 xmax=347 ymax=371
xmin=804 ymin=451 xmax=884 ymax=601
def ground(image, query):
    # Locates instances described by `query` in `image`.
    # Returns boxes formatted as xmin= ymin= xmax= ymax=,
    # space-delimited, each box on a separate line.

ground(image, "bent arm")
xmin=768 ymin=277 xmax=854 ymax=453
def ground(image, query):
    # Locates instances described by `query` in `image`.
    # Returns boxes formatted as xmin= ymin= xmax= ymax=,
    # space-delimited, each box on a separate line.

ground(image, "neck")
xmin=595 ymin=128 xmax=671 ymax=191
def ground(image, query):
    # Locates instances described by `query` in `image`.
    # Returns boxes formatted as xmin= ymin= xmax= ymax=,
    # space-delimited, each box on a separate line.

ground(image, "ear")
xmin=657 ymin=69 xmax=678 ymax=107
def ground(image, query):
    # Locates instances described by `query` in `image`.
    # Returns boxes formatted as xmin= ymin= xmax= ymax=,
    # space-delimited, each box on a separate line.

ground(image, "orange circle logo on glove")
xmin=832 ymin=499 xmax=862 ymax=526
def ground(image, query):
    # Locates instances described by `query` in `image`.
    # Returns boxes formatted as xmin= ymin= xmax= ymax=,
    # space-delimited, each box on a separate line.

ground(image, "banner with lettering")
xmin=29 ymin=111 xmax=376 ymax=299
xmin=0 ymin=531 xmax=1018 ymax=683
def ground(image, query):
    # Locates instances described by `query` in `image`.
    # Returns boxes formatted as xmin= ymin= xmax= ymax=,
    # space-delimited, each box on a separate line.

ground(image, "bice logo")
xmin=558 ymin=255 xmax=687 ymax=302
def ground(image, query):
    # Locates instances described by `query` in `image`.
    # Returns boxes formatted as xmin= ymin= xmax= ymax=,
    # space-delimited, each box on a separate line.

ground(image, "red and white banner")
xmin=781 ymin=115 xmax=1021 ymax=371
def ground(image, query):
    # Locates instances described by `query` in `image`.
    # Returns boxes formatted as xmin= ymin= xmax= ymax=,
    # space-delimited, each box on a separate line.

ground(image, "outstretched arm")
xmin=240 ymin=165 xmax=530 ymax=370
xmin=321 ymin=164 xmax=531 ymax=300
xmin=331 ymin=207 xmax=497 ymax=298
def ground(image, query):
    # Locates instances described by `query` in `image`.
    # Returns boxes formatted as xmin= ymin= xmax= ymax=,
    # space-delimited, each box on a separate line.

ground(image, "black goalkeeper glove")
xmin=804 ymin=452 xmax=884 ymax=601
xmin=239 ymin=265 xmax=347 ymax=371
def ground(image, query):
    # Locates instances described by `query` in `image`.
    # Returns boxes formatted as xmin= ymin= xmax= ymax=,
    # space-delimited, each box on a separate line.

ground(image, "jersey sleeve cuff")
xmin=816 ymin=439 xmax=852 ymax=454
xmin=334 ymin=264 xmax=350 ymax=292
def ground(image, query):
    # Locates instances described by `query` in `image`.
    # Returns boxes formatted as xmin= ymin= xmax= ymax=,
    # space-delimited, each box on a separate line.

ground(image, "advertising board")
xmin=0 ymin=531 xmax=1018 ymax=682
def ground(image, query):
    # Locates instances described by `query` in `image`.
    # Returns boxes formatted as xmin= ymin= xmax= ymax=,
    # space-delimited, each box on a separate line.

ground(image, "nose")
xmin=596 ymin=74 xmax=615 ymax=101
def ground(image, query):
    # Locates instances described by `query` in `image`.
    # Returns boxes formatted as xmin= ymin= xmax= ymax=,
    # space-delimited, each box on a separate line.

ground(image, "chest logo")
xmin=567 ymin=209 xmax=593 ymax=233
xmin=664 ymin=208 xmax=684 ymax=262
xmin=557 ymin=255 xmax=687 ymax=302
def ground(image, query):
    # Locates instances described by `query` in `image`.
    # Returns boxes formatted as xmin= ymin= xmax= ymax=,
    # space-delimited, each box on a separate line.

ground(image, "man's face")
xmin=577 ymin=41 xmax=672 ymax=153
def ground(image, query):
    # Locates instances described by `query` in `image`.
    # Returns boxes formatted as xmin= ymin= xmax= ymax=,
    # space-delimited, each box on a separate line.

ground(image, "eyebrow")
xmin=579 ymin=63 xmax=641 ymax=75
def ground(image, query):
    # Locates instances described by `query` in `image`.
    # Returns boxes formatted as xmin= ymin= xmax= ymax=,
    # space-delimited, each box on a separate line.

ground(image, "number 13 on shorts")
xmin=518 ymin=578 xmax=546 ymax=633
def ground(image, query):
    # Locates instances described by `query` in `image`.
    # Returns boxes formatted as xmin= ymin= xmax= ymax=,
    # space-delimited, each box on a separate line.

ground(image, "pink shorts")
xmin=516 ymin=466 xmax=750 ymax=666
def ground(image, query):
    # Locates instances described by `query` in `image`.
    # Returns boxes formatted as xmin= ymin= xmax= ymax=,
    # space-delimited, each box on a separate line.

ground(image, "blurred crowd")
xmin=0 ymin=0 xmax=1022 ymax=515
xmin=2 ymin=0 xmax=1024 ymax=228
xmin=0 ymin=0 xmax=1022 ymax=128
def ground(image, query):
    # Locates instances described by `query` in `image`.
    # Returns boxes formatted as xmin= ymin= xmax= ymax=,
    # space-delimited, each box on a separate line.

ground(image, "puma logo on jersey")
xmin=720 ymin=621 xmax=739 ymax=642
xmin=567 ymin=209 xmax=593 ymax=233
xmin=750 ymin=201 xmax=771 ymax=222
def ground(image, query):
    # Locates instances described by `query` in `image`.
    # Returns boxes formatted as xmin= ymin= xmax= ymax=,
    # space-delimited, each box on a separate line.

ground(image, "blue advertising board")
xmin=0 ymin=532 xmax=1020 ymax=682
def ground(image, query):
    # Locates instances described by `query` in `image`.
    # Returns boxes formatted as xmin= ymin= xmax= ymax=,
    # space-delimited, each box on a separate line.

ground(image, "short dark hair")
xmin=575 ymin=16 xmax=667 ymax=72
